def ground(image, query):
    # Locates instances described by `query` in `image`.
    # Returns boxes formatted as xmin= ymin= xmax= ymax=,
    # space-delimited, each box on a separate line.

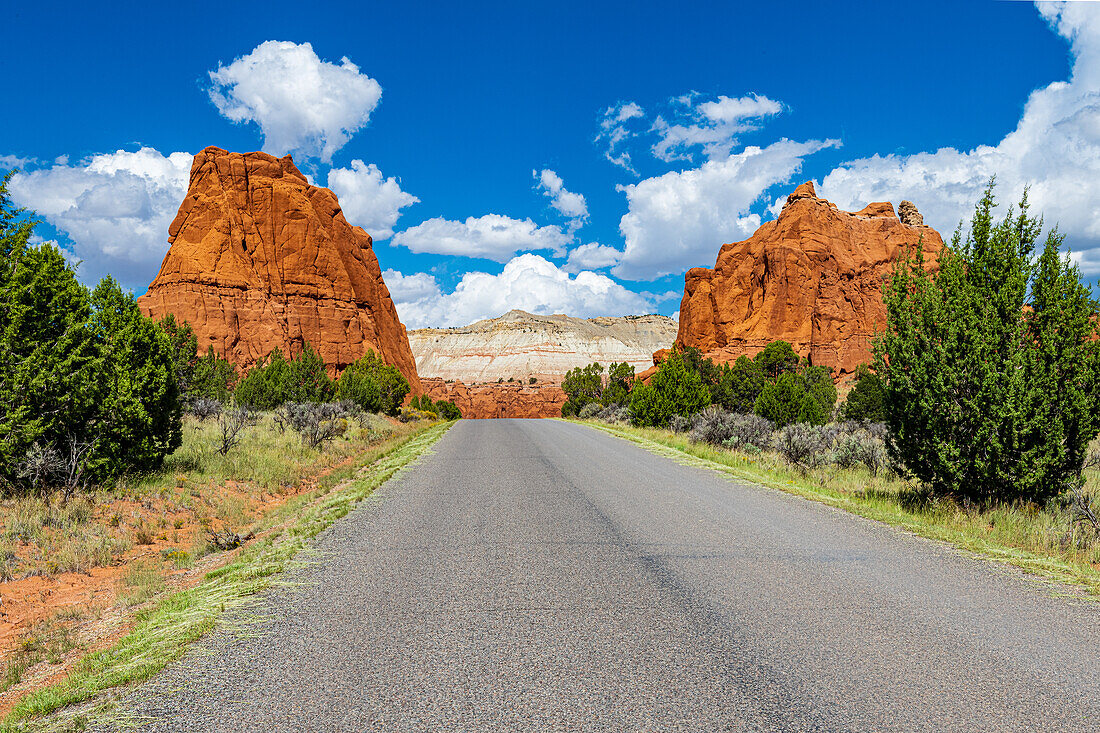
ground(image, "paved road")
xmin=115 ymin=419 xmax=1099 ymax=731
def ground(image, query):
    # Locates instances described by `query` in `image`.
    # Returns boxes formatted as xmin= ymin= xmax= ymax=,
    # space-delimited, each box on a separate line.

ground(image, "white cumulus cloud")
xmin=384 ymin=254 xmax=654 ymax=328
xmin=817 ymin=1 xmax=1100 ymax=266
xmin=391 ymin=214 xmax=570 ymax=262
xmin=612 ymin=137 xmax=839 ymax=280
xmin=652 ymin=93 xmax=784 ymax=163
xmin=564 ymin=242 xmax=622 ymax=273
xmin=208 ymin=40 xmax=382 ymax=163
xmin=8 ymin=147 xmax=192 ymax=290
xmin=534 ymin=168 xmax=588 ymax=230
xmin=326 ymin=160 xmax=418 ymax=240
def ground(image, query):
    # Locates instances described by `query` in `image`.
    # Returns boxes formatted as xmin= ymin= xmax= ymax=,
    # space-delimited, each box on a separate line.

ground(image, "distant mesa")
xmin=409 ymin=310 xmax=677 ymax=383
xmin=410 ymin=310 xmax=675 ymax=419
xmin=137 ymin=146 xmax=421 ymax=393
xmin=671 ymin=181 xmax=943 ymax=377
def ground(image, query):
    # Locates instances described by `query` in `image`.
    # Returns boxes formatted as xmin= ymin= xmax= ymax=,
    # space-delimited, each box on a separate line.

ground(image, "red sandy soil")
xmin=0 ymin=446 xmax=373 ymax=715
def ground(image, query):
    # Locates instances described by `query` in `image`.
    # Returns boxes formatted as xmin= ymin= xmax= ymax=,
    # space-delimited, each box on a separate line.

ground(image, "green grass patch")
xmin=1 ymin=422 xmax=452 ymax=732
xmin=580 ymin=420 xmax=1100 ymax=598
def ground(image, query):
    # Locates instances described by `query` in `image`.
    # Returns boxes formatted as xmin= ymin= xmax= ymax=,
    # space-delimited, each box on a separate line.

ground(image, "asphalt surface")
xmin=113 ymin=419 xmax=1100 ymax=731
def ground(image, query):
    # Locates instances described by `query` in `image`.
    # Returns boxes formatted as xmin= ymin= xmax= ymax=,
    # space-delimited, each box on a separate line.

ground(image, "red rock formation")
xmin=673 ymin=182 xmax=942 ymax=376
xmin=138 ymin=146 xmax=420 ymax=392
xmin=422 ymin=378 xmax=566 ymax=419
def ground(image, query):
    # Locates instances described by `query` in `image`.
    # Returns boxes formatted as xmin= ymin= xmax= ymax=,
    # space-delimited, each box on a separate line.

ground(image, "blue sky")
xmin=3 ymin=1 xmax=1095 ymax=327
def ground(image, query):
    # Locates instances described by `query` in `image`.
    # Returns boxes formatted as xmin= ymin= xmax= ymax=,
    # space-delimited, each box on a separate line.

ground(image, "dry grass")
xmin=0 ymin=412 xmax=401 ymax=581
xmin=117 ymin=560 xmax=166 ymax=608
xmin=584 ymin=421 xmax=1100 ymax=597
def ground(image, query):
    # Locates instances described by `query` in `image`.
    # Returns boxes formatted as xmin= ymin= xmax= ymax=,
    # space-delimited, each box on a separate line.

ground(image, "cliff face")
xmin=674 ymin=182 xmax=942 ymax=376
xmin=421 ymin=378 xmax=566 ymax=419
xmin=409 ymin=310 xmax=677 ymax=383
xmin=137 ymin=146 xmax=420 ymax=392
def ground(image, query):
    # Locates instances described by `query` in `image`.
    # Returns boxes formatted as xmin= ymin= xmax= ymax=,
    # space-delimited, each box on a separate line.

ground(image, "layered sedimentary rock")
xmin=409 ymin=310 xmax=677 ymax=383
xmin=421 ymin=377 xmax=566 ymax=419
xmin=674 ymin=182 xmax=942 ymax=376
xmin=137 ymin=146 xmax=420 ymax=392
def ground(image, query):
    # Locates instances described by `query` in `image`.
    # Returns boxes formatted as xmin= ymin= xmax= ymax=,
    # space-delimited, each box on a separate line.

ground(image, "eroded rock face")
xmin=409 ymin=310 xmax=677 ymax=383
xmin=674 ymin=182 xmax=942 ymax=376
xmin=137 ymin=146 xmax=420 ymax=392
xmin=421 ymin=378 xmax=566 ymax=419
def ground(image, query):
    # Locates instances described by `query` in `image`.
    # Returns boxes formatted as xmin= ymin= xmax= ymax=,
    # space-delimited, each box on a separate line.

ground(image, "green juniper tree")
xmin=561 ymin=362 xmax=605 ymax=417
xmin=601 ymin=362 xmax=635 ymax=407
xmin=842 ymin=365 xmax=886 ymax=422
xmin=629 ymin=348 xmax=710 ymax=428
xmin=234 ymin=351 xmax=291 ymax=410
xmin=876 ymin=182 xmax=1100 ymax=504
xmin=712 ymin=356 xmax=766 ymax=413
xmin=0 ymin=242 xmax=100 ymax=490
xmin=236 ymin=345 xmax=336 ymax=410
xmin=336 ymin=350 xmax=409 ymax=416
xmin=753 ymin=340 xmax=800 ymax=379
xmin=87 ymin=277 xmax=182 ymax=479
xmin=753 ymin=372 xmax=805 ymax=427
xmin=1 ymin=174 xmax=183 ymax=491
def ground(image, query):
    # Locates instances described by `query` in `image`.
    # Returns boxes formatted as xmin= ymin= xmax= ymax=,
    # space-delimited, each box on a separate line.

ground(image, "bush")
xmin=689 ymin=406 xmax=738 ymax=446
xmin=408 ymin=394 xmax=461 ymax=420
xmin=276 ymin=402 xmax=353 ymax=450
xmin=726 ymin=413 xmax=775 ymax=451
xmin=188 ymin=398 xmax=223 ymax=421
xmin=877 ymin=184 xmax=1100 ymax=504
xmin=235 ymin=345 xmax=334 ymax=410
xmin=686 ymin=409 xmax=776 ymax=451
xmin=842 ymin=365 xmax=885 ymax=423
xmin=597 ymin=404 xmax=633 ymax=425
xmin=216 ymin=407 xmax=255 ymax=455
xmin=630 ymin=348 xmax=710 ymax=428
xmin=578 ymin=402 xmax=603 ymax=420
xmin=157 ymin=315 xmax=236 ymax=404
xmin=777 ymin=423 xmax=830 ymax=470
xmin=409 ymin=395 xmax=437 ymax=416
xmin=833 ymin=431 xmax=886 ymax=476
xmin=408 ymin=394 xmax=460 ymax=420
xmin=434 ymin=400 xmax=461 ymax=420
xmin=397 ymin=406 xmax=435 ymax=422
xmin=336 ymin=350 xmax=409 ymax=416
xmin=670 ymin=414 xmax=693 ymax=433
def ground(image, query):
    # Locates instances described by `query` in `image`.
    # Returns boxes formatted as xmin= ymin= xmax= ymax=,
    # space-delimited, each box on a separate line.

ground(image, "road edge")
xmin=577 ymin=419 xmax=1100 ymax=604
xmin=1 ymin=421 xmax=454 ymax=733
